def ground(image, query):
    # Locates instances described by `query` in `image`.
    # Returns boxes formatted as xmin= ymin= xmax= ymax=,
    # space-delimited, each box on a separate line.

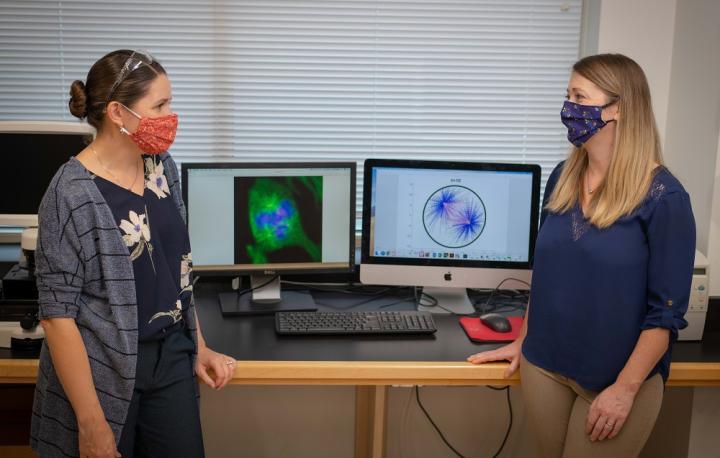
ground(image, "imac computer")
xmin=361 ymin=159 xmax=541 ymax=314
xmin=182 ymin=162 xmax=356 ymax=315
xmin=0 ymin=121 xmax=95 ymax=231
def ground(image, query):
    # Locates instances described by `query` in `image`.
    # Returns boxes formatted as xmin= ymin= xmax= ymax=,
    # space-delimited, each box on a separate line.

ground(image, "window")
xmin=0 ymin=0 xmax=583 ymax=218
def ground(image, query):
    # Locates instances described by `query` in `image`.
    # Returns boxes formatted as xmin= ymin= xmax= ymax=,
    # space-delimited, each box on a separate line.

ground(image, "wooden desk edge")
xmin=2 ymin=360 xmax=719 ymax=386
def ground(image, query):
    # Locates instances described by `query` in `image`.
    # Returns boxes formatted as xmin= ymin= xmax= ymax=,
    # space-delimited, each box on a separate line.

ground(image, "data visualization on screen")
xmin=368 ymin=166 xmax=535 ymax=264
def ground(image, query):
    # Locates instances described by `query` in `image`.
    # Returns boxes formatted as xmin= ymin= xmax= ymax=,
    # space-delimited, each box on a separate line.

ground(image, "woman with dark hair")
xmin=32 ymin=50 xmax=234 ymax=458
xmin=468 ymin=54 xmax=696 ymax=457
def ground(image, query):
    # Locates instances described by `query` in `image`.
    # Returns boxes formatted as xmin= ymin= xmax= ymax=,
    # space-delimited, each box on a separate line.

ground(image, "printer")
xmin=678 ymin=250 xmax=710 ymax=341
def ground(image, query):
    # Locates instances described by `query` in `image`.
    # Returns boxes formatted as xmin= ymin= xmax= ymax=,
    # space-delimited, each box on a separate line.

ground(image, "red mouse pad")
xmin=459 ymin=316 xmax=524 ymax=343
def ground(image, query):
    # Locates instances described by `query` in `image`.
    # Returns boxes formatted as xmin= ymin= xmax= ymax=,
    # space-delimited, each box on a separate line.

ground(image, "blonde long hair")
xmin=546 ymin=54 xmax=663 ymax=229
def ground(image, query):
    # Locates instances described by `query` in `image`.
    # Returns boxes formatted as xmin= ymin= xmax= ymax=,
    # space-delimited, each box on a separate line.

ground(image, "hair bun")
xmin=68 ymin=80 xmax=88 ymax=119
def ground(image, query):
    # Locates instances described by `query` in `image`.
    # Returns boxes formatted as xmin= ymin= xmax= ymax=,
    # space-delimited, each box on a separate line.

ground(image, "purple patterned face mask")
xmin=560 ymin=100 xmax=615 ymax=146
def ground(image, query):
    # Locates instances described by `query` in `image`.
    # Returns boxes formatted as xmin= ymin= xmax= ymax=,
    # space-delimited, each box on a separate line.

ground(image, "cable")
xmin=282 ymin=280 xmax=363 ymax=287
xmin=411 ymin=384 xmax=514 ymax=458
xmin=415 ymin=290 xmax=476 ymax=316
xmin=314 ymin=293 xmax=406 ymax=310
xmin=400 ymin=387 xmax=414 ymax=458
xmin=480 ymin=278 xmax=531 ymax=308
xmin=485 ymin=386 xmax=513 ymax=458
xmin=476 ymin=301 xmax=527 ymax=316
xmin=471 ymin=289 xmax=528 ymax=302
xmin=282 ymin=282 xmax=429 ymax=310
xmin=234 ymin=274 xmax=280 ymax=299
xmin=283 ymin=280 xmax=400 ymax=296
xmin=474 ymin=277 xmax=531 ymax=315
xmin=377 ymin=296 xmax=418 ymax=309
xmin=414 ymin=386 xmax=467 ymax=458
xmin=415 ymin=278 xmax=530 ymax=316
xmin=309 ymin=285 xmax=413 ymax=310
xmin=415 ymin=288 xmax=438 ymax=308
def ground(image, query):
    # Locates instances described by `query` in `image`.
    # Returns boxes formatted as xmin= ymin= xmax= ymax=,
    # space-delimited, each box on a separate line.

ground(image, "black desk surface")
xmin=195 ymin=280 xmax=720 ymax=364
xmin=199 ymin=281 xmax=497 ymax=362
xmin=1 ymin=277 xmax=719 ymax=364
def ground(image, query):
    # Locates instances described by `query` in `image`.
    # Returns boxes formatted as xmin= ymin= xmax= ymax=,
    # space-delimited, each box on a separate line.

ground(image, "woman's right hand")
xmin=78 ymin=418 xmax=120 ymax=458
xmin=466 ymin=338 xmax=523 ymax=378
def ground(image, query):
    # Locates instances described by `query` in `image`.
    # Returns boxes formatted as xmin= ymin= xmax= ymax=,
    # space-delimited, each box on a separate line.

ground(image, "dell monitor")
xmin=361 ymin=159 xmax=541 ymax=314
xmin=182 ymin=162 xmax=356 ymax=315
xmin=0 ymin=121 xmax=95 ymax=232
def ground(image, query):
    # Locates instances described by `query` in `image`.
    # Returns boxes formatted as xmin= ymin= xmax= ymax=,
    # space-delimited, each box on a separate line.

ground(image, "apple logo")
xmin=444 ymin=272 xmax=452 ymax=281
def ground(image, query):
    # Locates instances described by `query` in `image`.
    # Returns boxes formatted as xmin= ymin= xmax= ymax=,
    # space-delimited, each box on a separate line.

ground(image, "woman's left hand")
xmin=585 ymin=382 xmax=637 ymax=441
xmin=195 ymin=344 xmax=236 ymax=390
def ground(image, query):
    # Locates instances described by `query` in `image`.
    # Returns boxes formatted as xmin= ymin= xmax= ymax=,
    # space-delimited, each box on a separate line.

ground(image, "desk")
xmin=2 ymin=280 xmax=720 ymax=458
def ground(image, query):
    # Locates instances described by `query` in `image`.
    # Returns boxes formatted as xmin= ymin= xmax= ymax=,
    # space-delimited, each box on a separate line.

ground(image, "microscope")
xmin=0 ymin=227 xmax=45 ymax=351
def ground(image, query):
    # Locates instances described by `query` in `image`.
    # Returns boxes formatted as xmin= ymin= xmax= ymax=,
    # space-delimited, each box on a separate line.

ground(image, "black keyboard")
xmin=275 ymin=311 xmax=437 ymax=335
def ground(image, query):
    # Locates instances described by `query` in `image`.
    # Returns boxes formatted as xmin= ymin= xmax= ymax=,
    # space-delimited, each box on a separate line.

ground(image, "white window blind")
xmin=0 ymin=0 xmax=583 ymax=217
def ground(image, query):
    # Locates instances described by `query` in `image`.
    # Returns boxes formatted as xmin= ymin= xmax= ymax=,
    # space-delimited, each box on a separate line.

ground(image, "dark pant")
xmin=118 ymin=323 xmax=204 ymax=458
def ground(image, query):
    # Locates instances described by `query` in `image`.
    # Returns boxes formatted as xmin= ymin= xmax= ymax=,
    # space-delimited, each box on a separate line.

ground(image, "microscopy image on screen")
xmin=234 ymin=176 xmax=323 ymax=264
xmin=422 ymin=185 xmax=487 ymax=249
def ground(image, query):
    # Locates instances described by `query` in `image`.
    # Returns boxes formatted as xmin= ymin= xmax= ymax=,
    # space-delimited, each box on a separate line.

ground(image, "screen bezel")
xmin=361 ymin=158 xmax=541 ymax=270
xmin=0 ymin=121 xmax=95 ymax=229
xmin=181 ymin=161 xmax=357 ymax=275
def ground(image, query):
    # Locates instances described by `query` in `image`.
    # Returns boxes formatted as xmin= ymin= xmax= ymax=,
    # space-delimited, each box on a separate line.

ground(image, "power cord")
xmin=485 ymin=386 xmax=513 ymax=458
xmin=315 ymin=292 xmax=412 ymax=310
xmin=415 ymin=290 xmax=476 ymax=316
xmin=233 ymin=274 xmax=280 ymax=299
xmin=413 ymin=385 xmax=514 ymax=458
xmin=400 ymin=386 xmax=414 ymax=458
xmin=473 ymin=277 xmax=531 ymax=315
xmin=282 ymin=281 xmax=399 ymax=297
xmin=284 ymin=282 xmax=415 ymax=310
xmin=415 ymin=386 xmax=467 ymax=458
xmin=414 ymin=288 xmax=444 ymax=309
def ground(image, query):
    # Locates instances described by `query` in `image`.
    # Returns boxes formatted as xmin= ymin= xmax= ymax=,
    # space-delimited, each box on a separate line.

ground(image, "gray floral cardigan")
xmin=31 ymin=153 xmax=198 ymax=457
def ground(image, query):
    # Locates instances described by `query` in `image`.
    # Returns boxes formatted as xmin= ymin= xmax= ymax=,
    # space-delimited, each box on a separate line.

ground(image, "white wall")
xmin=709 ymin=129 xmax=720 ymax=295
xmin=597 ymin=0 xmax=678 ymax=145
xmin=598 ymin=0 xmax=720 ymax=270
xmin=687 ymin=387 xmax=720 ymax=458
xmin=664 ymin=0 xmax=720 ymax=257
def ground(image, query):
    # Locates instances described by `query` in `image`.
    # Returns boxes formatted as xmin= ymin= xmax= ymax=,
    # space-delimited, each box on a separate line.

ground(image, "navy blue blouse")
xmin=92 ymin=155 xmax=193 ymax=341
xmin=522 ymin=161 xmax=696 ymax=391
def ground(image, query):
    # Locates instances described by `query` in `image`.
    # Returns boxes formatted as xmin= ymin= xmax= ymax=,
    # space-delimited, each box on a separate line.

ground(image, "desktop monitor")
xmin=361 ymin=159 xmax=541 ymax=314
xmin=182 ymin=162 xmax=356 ymax=315
xmin=0 ymin=121 xmax=95 ymax=231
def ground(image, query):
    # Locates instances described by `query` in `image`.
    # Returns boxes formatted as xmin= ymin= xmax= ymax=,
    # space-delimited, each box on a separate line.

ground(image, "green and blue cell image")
xmin=234 ymin=176 xmax=323 ymax=264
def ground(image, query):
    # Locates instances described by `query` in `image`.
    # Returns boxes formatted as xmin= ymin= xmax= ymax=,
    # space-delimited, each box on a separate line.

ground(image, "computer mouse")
xmin=479 ymin=313 xmax=512 ymax=333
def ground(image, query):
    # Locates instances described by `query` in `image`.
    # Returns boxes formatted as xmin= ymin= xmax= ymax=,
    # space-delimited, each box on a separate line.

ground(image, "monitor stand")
xmin=218 ymin=274 xmax=318 ymax=316
xmin=418 ymin=286 xmax=475 ymax=315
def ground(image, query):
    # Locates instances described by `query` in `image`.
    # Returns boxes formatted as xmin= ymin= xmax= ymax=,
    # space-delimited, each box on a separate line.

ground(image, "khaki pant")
xmin=520 ymin=355 xmax=664 ymax=458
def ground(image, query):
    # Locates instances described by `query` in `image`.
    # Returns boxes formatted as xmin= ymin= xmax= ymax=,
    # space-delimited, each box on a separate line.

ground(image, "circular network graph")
xmin=422 ymin=185 xmax=487 ymax=248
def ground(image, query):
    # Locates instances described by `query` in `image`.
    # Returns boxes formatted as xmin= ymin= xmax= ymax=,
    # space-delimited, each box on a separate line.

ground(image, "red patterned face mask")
xmin=119 ymin=104 xmax=178 ymax=154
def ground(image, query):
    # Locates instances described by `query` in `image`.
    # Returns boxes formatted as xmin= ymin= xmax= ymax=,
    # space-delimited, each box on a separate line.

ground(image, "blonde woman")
xmin=468 ymin=54 xmax=695 ymax=457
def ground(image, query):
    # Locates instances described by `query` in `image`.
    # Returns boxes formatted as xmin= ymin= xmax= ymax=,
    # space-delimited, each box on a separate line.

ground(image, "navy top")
xmin=92 ymin=155 xmax=193 ymax=341
xmin=522 ymin=161 xmax=696 ymax=391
